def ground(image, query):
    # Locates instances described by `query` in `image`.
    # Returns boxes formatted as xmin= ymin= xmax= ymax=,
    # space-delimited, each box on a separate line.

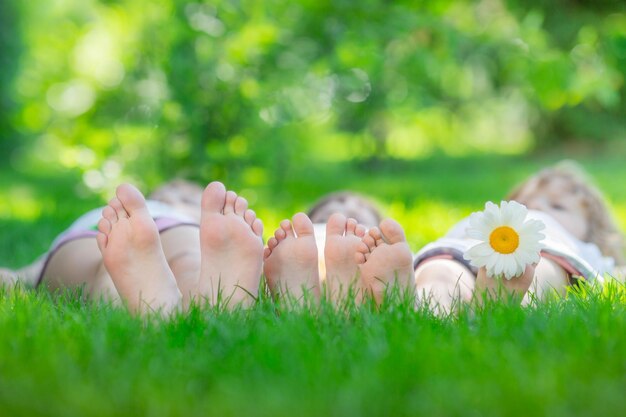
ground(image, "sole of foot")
xmin=356 ymin=218 xmax=415 ymax=306
xmin=197 ymin=182 xmax=264 ymax=308
xmin=263 ymin=213 xmax=320 ymax=303
xmin=96 ymin=184 xmax=181 ymax=315
xmin=324 ymin=213 xmax=367 ymax=303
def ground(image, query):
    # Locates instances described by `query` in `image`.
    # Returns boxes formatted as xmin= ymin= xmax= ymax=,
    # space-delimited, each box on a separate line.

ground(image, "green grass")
xmin=2 ymin=149 xmax=626 ymax=416
xmin=1 ymin=285 xmax=626 ymax=417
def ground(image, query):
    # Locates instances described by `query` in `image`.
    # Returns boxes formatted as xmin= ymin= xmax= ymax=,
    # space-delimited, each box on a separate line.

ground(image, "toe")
xmin=368 ymin=227 xmax=385 ymax=246
xmin=201 ymin=181 xmax=227 ymax=213
xmin=292 ymin=213 xmax=314 ymax=237
xmin=97 ymin=217 xmax=112 ymax=234
xmin=379 ymin=218 xmax=407 ymax=244
xmin=346 ymin=218 xmax=357 ymax=235
xmin=116 ymin=183 xmax=148 ymax=215
xmin=275 ymin=225 xmax=287 ymax=241
xmin=363 ymin=234 xmax=376 ymax=252
xmin=102 ymin=206 xmax=117 ymax=223
xmin=267 ymin=237 xmax=279 ymax=250
xmin=244 ymin=209 xmax=256 ymax=227
xmin=96 ymin=232 xmax=107 ymax=252
xmin=252 ymin=218 xmax=263 ymax=237
xmin=263 ymin=247 xmax=272 ymax=260
xmin=280 ymin=219 xmax=295 ymax=238
xmin=326 ymin=213 xmax=347 ymax=236
xmin=223 ymin=191 xmax=238 ymax=214
xmin=355 ymin=252 xmax=367 ymax=264
xmin=355 ymin=224 xmax=366 ymax=238
xmin=234 ymin=196 xmax=248 ymax=216
xmin=357 ymin=241 xmax=370 ymax=255
xmin=109 ymin=197 xmax=128 ymax=219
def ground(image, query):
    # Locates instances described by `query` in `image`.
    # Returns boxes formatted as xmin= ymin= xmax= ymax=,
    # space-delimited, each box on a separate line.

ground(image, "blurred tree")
xmin=6 ymin=0 xmax=626 ymax=193
xmin=0 ymin=1 xmax=21 ymax=162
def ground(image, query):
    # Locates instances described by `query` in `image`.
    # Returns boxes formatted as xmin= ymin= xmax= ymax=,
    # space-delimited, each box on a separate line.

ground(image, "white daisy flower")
xmin=463 ymin=201 xmax=546 ymax=280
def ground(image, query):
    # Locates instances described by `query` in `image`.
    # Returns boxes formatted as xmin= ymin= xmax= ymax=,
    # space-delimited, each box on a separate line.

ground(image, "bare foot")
xmin=197 ymin=182 xmax=264 ymax=308
xmin=263 ymin=213 xmax=320 ymax=302
xmin=475 ymin=264 xmax=536 ymax=303
xmin=324 ymin=213 xmax=367 ymax=303
xmin=96 ymin=184 xmax=182 ymax=315
xmin=356 ymin=218 xmax=415 ymax=306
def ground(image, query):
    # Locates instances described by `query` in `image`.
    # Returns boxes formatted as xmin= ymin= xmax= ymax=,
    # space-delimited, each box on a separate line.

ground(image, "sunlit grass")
xmin=1 ymin=281 xmax=626 ymax=416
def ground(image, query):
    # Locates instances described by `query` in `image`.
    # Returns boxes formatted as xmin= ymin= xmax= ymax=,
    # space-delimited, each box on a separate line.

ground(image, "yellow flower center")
xmin=489 ymin=226 xmax=520 ymax=254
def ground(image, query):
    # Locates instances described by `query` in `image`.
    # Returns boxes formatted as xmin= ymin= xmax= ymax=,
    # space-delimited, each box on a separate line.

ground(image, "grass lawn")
xmin=1 ymin=149 xmax=626 ymax=416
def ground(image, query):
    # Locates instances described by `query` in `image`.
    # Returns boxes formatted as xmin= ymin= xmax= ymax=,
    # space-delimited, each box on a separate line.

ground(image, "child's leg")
xmin=0 ymin=268 xmax=18 ymax=287
xmin=414 ymin=259 xmax=475 ymax=313
xmin=264 ymin=213 xmax=320 ymax=302
xmin=523 ymin=257 xmax=569 ymax=302
xmin=159 ymin=225 xmax=201 ymax=309
xmin=41 ymin=239 xmax=119 ymax=301
xmin=42 ymin=228 xmax=205 ymax=311
xmin=0 ymin=255 xmax=48 ymax=289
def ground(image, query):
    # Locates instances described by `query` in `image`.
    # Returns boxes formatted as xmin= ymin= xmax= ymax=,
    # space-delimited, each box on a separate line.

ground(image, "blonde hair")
xmin=507 ymin=161 xmax=625 ymax=265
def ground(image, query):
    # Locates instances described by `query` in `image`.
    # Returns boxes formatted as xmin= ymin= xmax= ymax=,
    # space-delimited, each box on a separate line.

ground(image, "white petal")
xmin=465 ymin=243 xmax=493 ymax=259
xmin=483 ymin=201 xmax=502 ymax=226
xmin=467 ymin=227 xmax=485 ymax=240
xmin=492 ymin=256 xmax=505 ymax=277
xmin=518 ymin=221 xmax=546 ymax=238
xmin=510 ymin=259 xmax=526 ymax=278
xmin=485 ymin=253 xmax=499 ymax=271
xmin=506 ymin=201 xmax=528 ymax=228
xmin=500 ymin=256 xmax=515 ymax=279
xmin=500 ymin=201 xmax=513 ymax=225
xmin=468 ymin=211 xmax=484 ymax=229
xmin=467 ymin=252 xmax=493 ymax=269
xmin=517 ymin=250 xmax=540 ymax=266
xmin=508 ymin=257 xmax=523 ymax=278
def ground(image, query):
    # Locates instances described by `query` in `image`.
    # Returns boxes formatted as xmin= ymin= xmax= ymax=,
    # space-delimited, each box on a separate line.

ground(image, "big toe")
xmin=379 ymin=218 xmax=406 ymax=244
xmin=326 ymin=213 xmax=347 ymax=236
xmin=116 ymin=184 xmax=148 ymax=214
xmin=202 ymin=181 xmax=227 ymax=213
xmin=292 ymin=212 xmax=314 ymax=237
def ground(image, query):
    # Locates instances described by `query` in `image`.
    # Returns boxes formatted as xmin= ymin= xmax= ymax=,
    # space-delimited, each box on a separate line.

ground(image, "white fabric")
xmin=64 ymin=200 xmax=197 ymax=233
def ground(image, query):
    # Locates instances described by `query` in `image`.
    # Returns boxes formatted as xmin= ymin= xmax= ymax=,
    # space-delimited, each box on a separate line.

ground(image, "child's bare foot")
xmin=475 ymin=264 xmax=536 ymax=303
xmin=96 ymin=184 xmax=181 ymax=315
xmin=264 ymin=213 xmax=320 ymax=302
xmin=356 ymin=218 xmax=415 ymax=305
xmin=324 ymin=213 xmax=367 ymax=302
xmin=197 ymin=182 xmax=264 ymax=308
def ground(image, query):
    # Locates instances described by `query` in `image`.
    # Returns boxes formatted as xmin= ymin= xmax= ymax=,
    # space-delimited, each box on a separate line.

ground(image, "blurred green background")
xmin=1 ymin=0 xmax=626 ymax=264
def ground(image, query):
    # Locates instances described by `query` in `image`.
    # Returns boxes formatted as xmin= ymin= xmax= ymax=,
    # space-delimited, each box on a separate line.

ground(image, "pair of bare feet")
xmin=263 ymin=213 xmax=415 ymax=305
xmin=96 ymin=182 xmax=264 ymax=314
